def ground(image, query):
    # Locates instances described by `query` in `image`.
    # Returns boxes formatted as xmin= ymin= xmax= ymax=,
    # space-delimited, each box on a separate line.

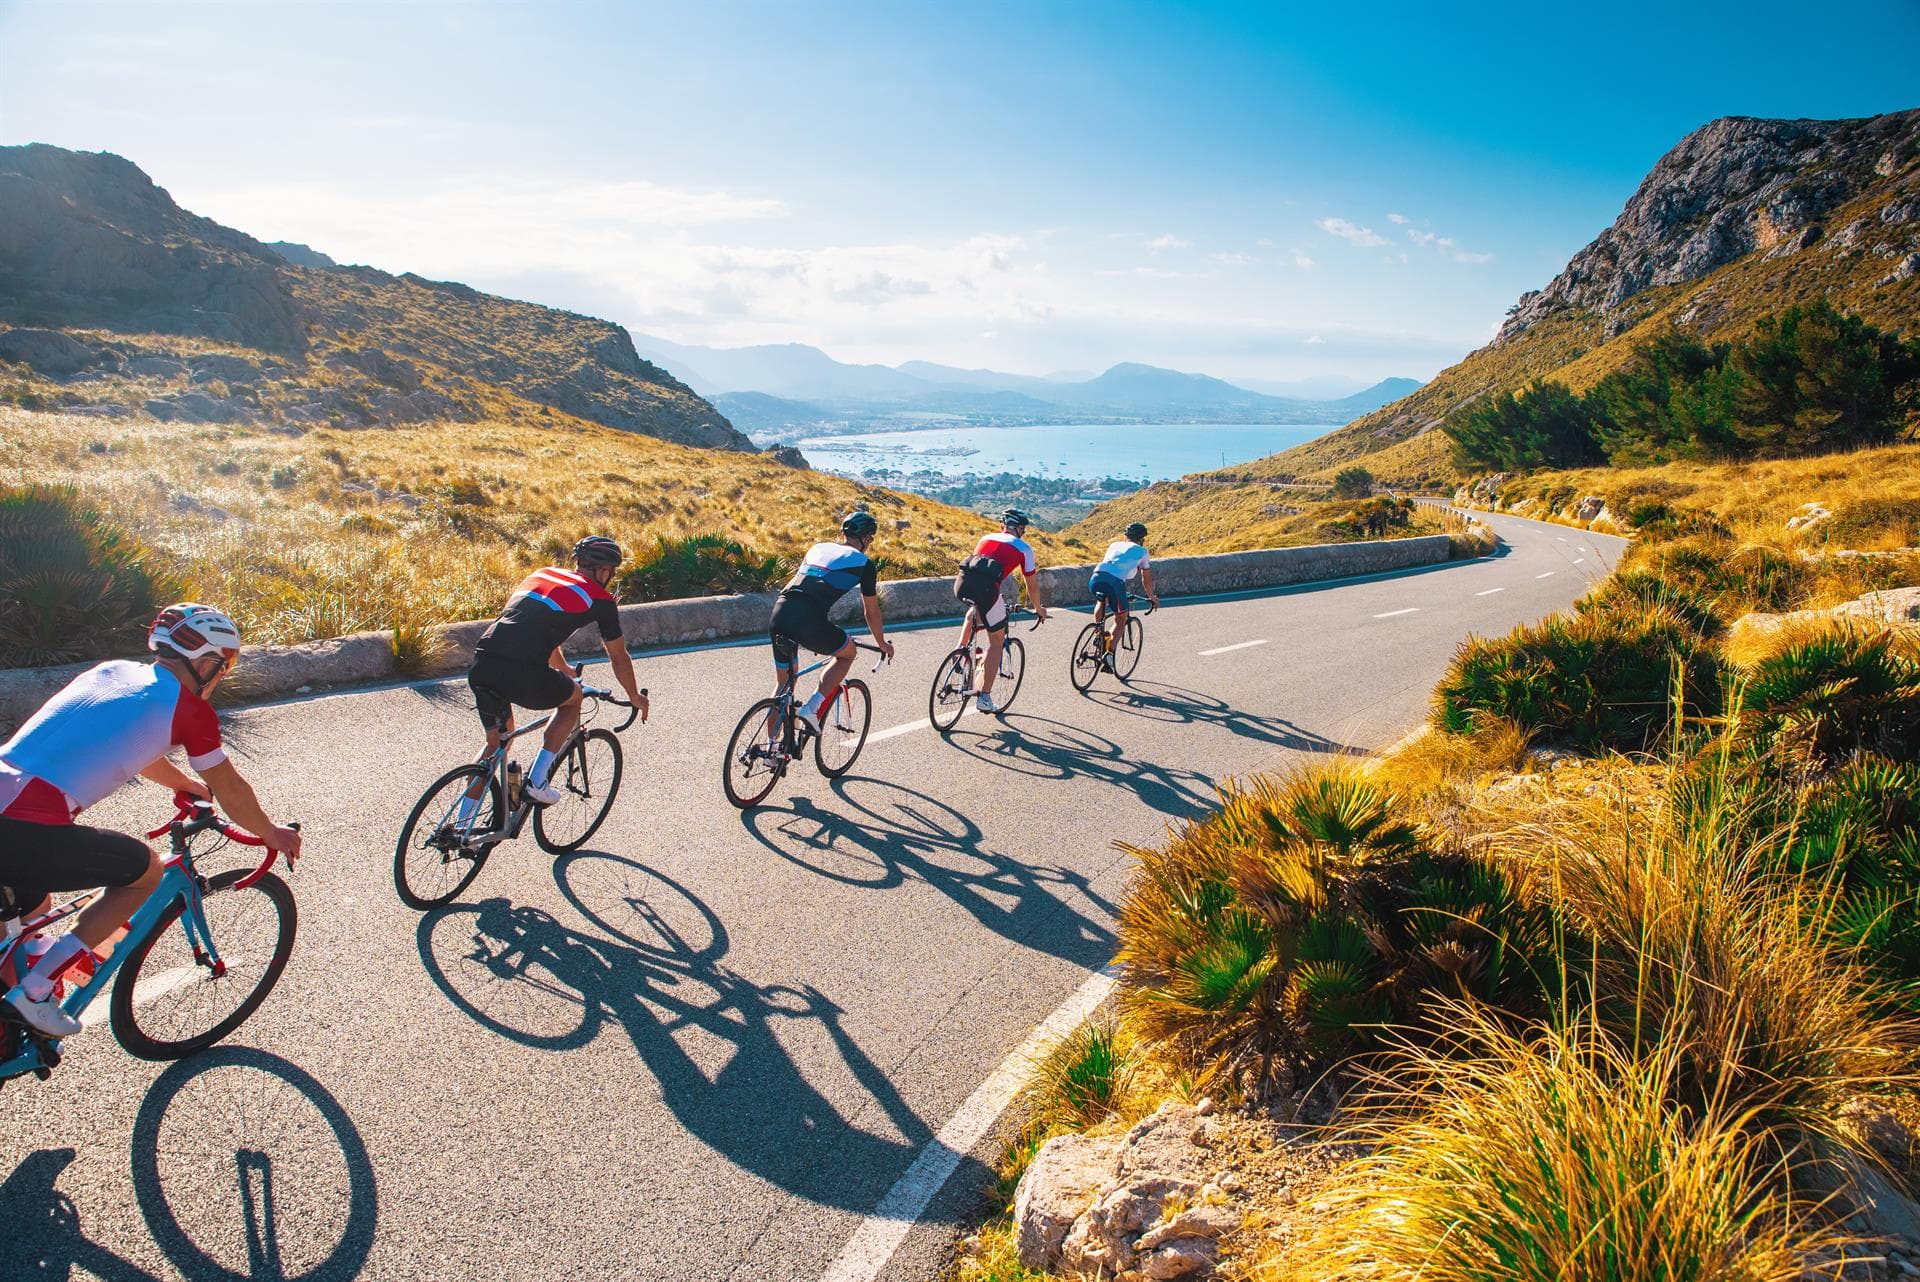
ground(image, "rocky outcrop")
xmin=764 ymin=444 xmax=811 ymax=469
xmin=0 ymin=327 xmax=112 ymax=376
xmin=1498 ymin=110 xmax=1920 ymax=344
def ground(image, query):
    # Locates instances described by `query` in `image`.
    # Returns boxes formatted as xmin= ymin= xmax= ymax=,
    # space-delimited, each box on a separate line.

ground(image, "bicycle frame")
xmin=464 ymin=685 xmax=638 ymax=851
xmin=766 ymin=645 xmax=886 ymax=754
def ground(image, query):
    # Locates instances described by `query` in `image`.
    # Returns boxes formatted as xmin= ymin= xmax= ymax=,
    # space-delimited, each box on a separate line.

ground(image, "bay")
xmin=793 ymin=421 xmax=1328 ymax=485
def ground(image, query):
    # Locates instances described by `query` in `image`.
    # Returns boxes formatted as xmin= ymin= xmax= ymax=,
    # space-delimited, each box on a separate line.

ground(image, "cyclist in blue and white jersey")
xmin=1088 ymin=522 xmax=1159 ymax=663
xmin=770 ymin=511 xmax=895 ymax=734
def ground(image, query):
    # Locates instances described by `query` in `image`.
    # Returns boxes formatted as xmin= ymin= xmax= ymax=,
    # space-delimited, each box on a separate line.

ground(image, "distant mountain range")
xmin=631 ymin=333 xmax=1420 ymax=431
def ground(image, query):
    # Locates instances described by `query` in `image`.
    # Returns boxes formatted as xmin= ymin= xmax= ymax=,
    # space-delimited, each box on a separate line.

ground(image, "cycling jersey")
xmin=1095 ymin=540 xmax=1151 ymax=582
xmin=0 ymin=660 xmax=226 ymax=825
xmin=972 ymin=533 xmax=1037 ymax=585
xmin=474 ymin=568 xmax=623 ymax=667
xmin=780 ymin=542 xmax=879 ymax=609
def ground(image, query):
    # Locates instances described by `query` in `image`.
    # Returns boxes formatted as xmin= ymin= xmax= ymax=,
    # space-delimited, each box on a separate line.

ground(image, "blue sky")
xmin=2 ymin=0 xmax=1916 ymax=382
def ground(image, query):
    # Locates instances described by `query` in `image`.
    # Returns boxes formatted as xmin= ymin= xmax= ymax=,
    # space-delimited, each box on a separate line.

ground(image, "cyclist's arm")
xmin=141 ymin=756 xmax=210 ymax=801
xmin=547 ymin=645 xmax=571 ymax=674
xmin=602 ymin=638 xmax=649 ymax=721
xmin=1141 ymin=563 xmax=1158 ymax=605
xmin=1022 ymin=568 xmax=1048 ymax=619
xmin=195 ymin=758 xmax=302 ymax=861
xmin=860 ymin=594 xmax=893 ymax=658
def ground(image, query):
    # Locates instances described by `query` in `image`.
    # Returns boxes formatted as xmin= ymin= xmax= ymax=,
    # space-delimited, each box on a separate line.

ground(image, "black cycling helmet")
xmin=572 ymin=535 xmax=623 ymax=568
xmin=1124 ymin=521 xmax=1148 ymax=542
xmin=841 ymin=510 xmax=878 ymax=540
xmin=1001 ymin=507 xmax=1032 ymax=531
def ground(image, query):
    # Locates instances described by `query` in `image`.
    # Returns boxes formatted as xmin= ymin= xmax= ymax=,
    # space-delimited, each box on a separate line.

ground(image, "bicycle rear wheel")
xmin=1114 ymin=616 xmax=1145 ymax=680
xmin=724 ymin=698 xmax=787 ymax=809
xmin=534 ymin=728 xmax=624 ymax=853
xmin=395 ymin=764 xmax=501 ymax=909
xmin=110 ymin=869 xmax=296 ymax=1061
xmin=928 ymin=648 xmax=972 ymax=732
xmin=1069 ymin=622 xmax=1105 ymax=693
xmin=814 ymin=679 xmax=872 ymax=778
xmin=994 ymin=637 xmax=1027 ymax=711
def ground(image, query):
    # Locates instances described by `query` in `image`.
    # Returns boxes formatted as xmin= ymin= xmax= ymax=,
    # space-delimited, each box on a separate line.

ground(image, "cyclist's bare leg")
xmin=542 ymin=684 xmax=584 ymax=756
xmin=466 ymin=718 xmax=511 ymax=802
xmin=71 ymin=847 xmax=163 ymax=954
xmin=959 ymin=607 xmax=979 ymax=649
xmin=817 ymin=641 xmax=857 ymax=705
xmin=980 ymin=626 xmax=1006 ymax=696
xmin=767 ymin=664 xmax=795 ymax=739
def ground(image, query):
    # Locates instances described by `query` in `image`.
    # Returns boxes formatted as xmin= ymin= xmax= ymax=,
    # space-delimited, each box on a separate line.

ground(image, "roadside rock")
xmin=1015 ymin=1132 xmax=1121 ymax=1269
xmin=1573 ymin=495 xmax=1606 ymax=523
xmin=1787 ymin=502 xmax=1834 ymax=533
xmin=1726 ymin=586 xmax=1920 ymax=660
xmin=0 ymin=327 xmax=107 ymax=376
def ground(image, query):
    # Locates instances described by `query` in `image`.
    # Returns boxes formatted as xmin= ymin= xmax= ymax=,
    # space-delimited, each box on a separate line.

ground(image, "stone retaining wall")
xmin=0 ymin=534 xmax=1455 ymax=733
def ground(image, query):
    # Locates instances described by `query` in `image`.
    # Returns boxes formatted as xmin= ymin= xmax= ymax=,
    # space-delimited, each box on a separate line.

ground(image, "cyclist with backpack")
xmin=953 ymin=508 xmax=1048 ymax=714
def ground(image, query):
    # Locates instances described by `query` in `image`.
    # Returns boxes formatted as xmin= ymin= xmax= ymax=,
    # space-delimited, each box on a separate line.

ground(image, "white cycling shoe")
xmin=522 ymin=778 xmax=563 ymax=806
xmin=3 ymin=987 xmax=83 ymax=1039
xmin=796 ymin=706 xmax=823 ymax=735
xmin=975 ymin=692 xmax=1000 ymax=715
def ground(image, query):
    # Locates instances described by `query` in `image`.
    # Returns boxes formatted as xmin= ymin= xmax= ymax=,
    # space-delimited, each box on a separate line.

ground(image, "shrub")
xmin=1019 ymin=1015 xmax=1138 ymax=1135
xmin=1116 ymin=765 xmax=1561 ymax=1088
xmin=617 ymin=535 xmax=793 ymax=603
xmin=0 ymin=485 xmax=179 ymax=667
xmin=1576 ymin=569 xmax=1723 ymax=639
xmin=1331 ymin=466 xmax=1374 ymax=500
xmin=1739 ymin=625 xmax=1920 ymax=771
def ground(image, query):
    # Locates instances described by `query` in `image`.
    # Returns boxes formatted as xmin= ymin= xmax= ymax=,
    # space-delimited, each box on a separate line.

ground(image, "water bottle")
xmin=506 ymin=760 xmax=523 ymax=809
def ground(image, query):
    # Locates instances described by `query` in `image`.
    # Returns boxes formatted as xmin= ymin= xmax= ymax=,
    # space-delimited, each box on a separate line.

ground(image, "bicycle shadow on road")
xmin=1 ymin=1048 xmax=377 ymax=1282
xmin=740 ymin=777 xmax=1114 ymax=971
xmin=414 ymin=855 xmax=961 ymax=1216
xmin=1081 ymin=680 xmax=1373 ymax=757
xmin=941 ymin=713 xmax=1217 ymax=821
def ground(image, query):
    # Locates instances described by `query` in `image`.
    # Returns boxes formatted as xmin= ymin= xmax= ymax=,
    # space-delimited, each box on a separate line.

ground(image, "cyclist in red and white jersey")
xmin=953 ymin=508 xmax=1048 ymax=714
xmin=0 ymin=604 xmax=302 ymax=1039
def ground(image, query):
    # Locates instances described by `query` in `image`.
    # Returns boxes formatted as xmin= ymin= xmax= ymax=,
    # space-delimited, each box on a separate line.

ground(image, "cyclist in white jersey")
xmin=1088 ymin=522 xmax=1159 ymax=660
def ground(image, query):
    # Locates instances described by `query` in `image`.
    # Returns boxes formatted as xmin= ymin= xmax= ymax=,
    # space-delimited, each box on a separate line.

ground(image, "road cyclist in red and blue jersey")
xmin=0 ymin=604 xmax=303 ymax=1040
xmin=459 ymin=536 xmax=649 ymax=823
xmin=1089 ymin=521 xmax=1160 ymax=665
xmin=769 ymin=510 xmax=896 ymax=739
xmin=954 ymin=508 xmax=1049 ymax=713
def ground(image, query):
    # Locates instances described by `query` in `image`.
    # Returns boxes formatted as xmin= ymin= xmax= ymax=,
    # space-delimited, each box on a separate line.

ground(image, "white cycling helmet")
xmin=148 ymin=603 xmax=243 ymax=663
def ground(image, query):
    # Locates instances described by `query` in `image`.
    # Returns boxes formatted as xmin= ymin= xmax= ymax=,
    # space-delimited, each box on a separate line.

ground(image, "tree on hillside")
xmin=1333 ymin=466 xmax=1375 ymax=499
xmin=1588 ymin=328 xmax=1733 ymax=465
xmin=1718 ymin=302 xmax=1919 ymax=456
xmin=1445 ymin=381 xmax=1605 ymax=472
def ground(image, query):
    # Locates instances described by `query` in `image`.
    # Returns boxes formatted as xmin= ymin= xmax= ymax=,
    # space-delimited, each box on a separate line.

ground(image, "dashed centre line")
xmin=1373 ymin=608 xmax=1419 ymax=618
xmin=1574 ymin=557 xmax=1586 ymax=565
xmin=1475 ymin=587 xmax=1506 ymax=596
xmin=867 ymin=719 xmax=931 ymax=743
xmin=1198 ymin=639 xmax=1269 ymax=656
xmin=1536 ymin=571 xmax=1556 ymax=579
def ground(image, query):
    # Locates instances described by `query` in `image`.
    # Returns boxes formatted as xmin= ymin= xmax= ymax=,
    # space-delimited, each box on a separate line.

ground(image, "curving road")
xmin=1 ymin=509 xmax=1624 ymax=1282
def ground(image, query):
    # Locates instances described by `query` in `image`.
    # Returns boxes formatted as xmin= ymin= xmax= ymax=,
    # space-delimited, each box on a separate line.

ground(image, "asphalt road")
xmin=1 ymin=509 xmax=1624 ymax=1282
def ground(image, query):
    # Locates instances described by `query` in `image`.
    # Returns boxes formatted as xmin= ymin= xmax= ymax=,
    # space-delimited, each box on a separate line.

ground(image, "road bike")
xmin=723 ymin=643 xmax=888 ymax=808
xmin=929 ymin=610 xmax=1041 ymax=732
xmin=1070 ymin=595 xmax=1155 ymax=693
xmin=394 ymin=679 xmax=640 ymax=909
xmin=0 ymin=796 xmax=298 ymax=1084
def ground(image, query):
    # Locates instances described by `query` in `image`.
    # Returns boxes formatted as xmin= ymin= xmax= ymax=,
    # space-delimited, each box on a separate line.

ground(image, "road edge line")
xmin=817 ymin=965 xmax=1119 ymax=1282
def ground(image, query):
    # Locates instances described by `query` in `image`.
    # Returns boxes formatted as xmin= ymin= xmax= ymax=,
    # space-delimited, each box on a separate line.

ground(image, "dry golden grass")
xmin=0 ymin=406 xmax=1054 ymax=645
xmin=1063 ymin=488 xmax=1447 ymax=554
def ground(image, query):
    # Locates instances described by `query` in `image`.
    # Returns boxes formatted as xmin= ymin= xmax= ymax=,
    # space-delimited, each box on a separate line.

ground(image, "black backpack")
xmin=953 ymin=554 xmax=1003 ymax=610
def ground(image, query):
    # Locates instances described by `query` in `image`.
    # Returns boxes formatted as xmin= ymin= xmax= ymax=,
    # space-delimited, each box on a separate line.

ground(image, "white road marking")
xmin=1573 ymin=557 xmax=1586 ymax=565
xmin=868 ymin=718 xmax=932 ymax=743
xmin=1372 ymin=608 xmax=1419 ymax=618
xmin=1536 ymin=571 xmax=1555 ymax=579
xmin=1475 ymin=587 xmax=1506 ymax=596
xmin=818 ymin=967 xmax=1119 ymax=1282
xmin=1198 ymin=639 xmax=1269 ymax=656
xmin=78 ymin=961 xmax=210 ymax=1028
xmin=1557 ymin=536 xmax=1568 ymax=542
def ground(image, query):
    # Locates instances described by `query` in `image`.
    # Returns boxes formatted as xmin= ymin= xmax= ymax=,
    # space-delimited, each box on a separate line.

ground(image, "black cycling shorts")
xmin=769 ymin=595 xmax=848 ymax=670
xmin=469 ymin=653 xmax=577 ymax=732
xmin=0 ymin=815 xmax=150 ymax=917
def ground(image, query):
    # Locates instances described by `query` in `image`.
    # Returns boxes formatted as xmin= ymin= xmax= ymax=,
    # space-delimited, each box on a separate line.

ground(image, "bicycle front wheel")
xmin=815 ymin=679 xmax=872 ymax=778
xmin=995 ymin=637 xmax=1027 ymax=711
xmin=395 ymin=764 xmax=501 ymax=909
xmin=1114 ymin=616 xmax=1145 ymax=680
xmin=928 ymin=648 xmax=972 ymax=732
xmin=724 ymin=698 xmax=787 ymax=809
xmin=110 ymin=869 xmax=296 ymax=1061
xmin=534 ymin=728 xmax=624 ymax=853
xmin=1069 ymin=623 xmax=1105 ymax=693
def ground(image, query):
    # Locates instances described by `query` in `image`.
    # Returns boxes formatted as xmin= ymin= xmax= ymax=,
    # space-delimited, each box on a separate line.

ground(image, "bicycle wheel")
xmin=1069 ymin=622 xmax=1105 ymax=693
xmin=394 ymin=764 xmax=501 ymax=910
xmin=724 ymin=698 xmax=787 ymax=809
xmin=928 ymin=648 xmax=972 ymax=732
xmin=815 ymin=679 xmax=872 ymax=778
xmin=110 ymin=869 xmax=296 ymax=1061
xmin=994 ymin=637 xmax=1027 ymax=711
xmin=1114 ymin=616 xmax=1145 ymax=680
xmin=534 ymin=729 xmax=624 ymax=853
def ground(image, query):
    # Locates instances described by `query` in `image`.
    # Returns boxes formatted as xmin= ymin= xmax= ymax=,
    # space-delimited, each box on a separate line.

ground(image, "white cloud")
xmin=1452 ymin=250 xmax=1496 ymax=264
xmin=1402 ymin=223 xmax=1492 ymax=264
xmin=1305 ymin=334 xmax=1325 ymax=345
xmin=1387 ymin=213 xmax=1410 ymax=225
xmin=1293 ymin=254 xmax=1315 ymax=269
xmin=1317 ymin=217 xmax=1386 ymax=248
xmin=1141 ymin=233 xmax=1193 ymax=252
xmin=1255 ymin=237 xmax=1275 ymax=248
xmin=1207 ymin=251 xmax=1257 ymax=266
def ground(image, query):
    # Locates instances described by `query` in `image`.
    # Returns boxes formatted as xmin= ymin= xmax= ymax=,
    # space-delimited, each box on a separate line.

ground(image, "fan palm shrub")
xmin=616 ymin=534 xmax=794 ymax=602
xmin=0 ymin=484 xmax=178 ymax=667
xmin=1737 ymin=626 xmax=1920 ymax=772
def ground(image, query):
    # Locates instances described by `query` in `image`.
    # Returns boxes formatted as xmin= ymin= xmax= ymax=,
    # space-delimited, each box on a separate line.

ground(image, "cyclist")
xmin=1089 ymin=521 xmax=1159 ymax=666
xmin=770 ymin=510 xmax=895 ymax=738
xmin=954 ymin=508 xmax=1048 ymax=714
xmin=0 ymin=604 xmax=302 ymax=1039
xmin=461 ymin=536 xmax=649 ymax=822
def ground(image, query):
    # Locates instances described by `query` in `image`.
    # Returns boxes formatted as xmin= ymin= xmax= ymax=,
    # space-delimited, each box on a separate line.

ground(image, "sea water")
xmin=794 ymin=421 xmax=1328 ymax=485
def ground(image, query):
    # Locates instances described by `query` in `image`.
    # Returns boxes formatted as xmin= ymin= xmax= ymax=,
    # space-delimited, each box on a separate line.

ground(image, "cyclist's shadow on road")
xmin=2 ymin=1047 xmax=376 ymax=1282
xmin=741 ymin=777 xmax=1115 ymax=971
xmin=941 ymin=713 xmax=1218 ymax=820
xmin=414 ymin=855 xmax=964 ymax=1216
xmin=1081 ymin=680 xmax=1373 ymax=757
